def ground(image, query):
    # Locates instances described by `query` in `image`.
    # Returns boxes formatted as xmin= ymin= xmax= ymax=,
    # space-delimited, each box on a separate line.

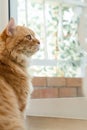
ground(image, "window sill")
xmin=28 ymin=97 xmax=87 ymax=119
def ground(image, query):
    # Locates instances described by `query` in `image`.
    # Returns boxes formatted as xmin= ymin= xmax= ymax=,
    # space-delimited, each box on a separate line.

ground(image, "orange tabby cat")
xmin=0 ymin=18 xmax=40 ymax=130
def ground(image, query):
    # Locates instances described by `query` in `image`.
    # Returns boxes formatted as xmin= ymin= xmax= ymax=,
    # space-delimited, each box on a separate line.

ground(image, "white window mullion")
xmin=25 ymin=0 xmax=28 ymax=26
xmin=79 ymin=1 xmax=87 ymax=51
xmin=58 ymin=5 xmax=63 ymax=47
xmin=43 ymin=0 xmax=48 ymax=59
xmin=10 ymin=0 xmax=18 ymax=23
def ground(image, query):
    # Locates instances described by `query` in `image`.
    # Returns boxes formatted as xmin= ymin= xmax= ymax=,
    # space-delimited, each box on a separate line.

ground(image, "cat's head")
xmin=0 ymin=18 xmax=40 ymax=59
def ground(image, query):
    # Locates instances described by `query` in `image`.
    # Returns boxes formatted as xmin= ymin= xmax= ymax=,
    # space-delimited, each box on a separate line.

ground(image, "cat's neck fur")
xmin=0 ymin=42 xmax=27 ymax=68
xmin=0 ymin=44 xmax=29 ymax=113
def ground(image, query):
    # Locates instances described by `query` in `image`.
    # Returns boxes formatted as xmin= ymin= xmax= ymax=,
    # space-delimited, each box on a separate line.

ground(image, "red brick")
xmin=59 ymin=88 xmax=77 ymax=97
xmin=66 ymin=78 xmax=82 ymax=87
xmin=31 ymin=88 xmax=59 ymax=99
xmin=32 ymin=77 xmax=46 ymax=87
xmin=47 ymin=77 xmax=65 ymax=87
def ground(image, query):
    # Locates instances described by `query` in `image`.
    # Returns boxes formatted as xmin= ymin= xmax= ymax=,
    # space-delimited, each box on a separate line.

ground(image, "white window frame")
xmin=1 ymin=0 xmax=87 ymax=119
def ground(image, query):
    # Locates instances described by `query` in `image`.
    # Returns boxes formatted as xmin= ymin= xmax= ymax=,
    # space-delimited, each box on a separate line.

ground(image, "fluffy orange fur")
xmin=0 ymin=18 xmax=40 ymax=130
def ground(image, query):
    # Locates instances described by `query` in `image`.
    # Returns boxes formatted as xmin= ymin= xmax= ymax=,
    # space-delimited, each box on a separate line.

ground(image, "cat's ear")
xmin=6 ymin=18 xmax=16 ymax=36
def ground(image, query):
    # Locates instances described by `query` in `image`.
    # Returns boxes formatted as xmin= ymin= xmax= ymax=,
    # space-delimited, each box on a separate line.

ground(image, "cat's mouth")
xmin=33 ymin=44 xmax=40 ymax=52
xmin=26 ymin=44 xmax=40 ymax=56
xmin=36 ymin=44 xmax=40 ymax=50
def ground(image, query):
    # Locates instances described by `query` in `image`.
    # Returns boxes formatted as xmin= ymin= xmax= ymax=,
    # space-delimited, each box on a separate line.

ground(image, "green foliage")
xmin=18 ymin=0 xmax=84 ymax=77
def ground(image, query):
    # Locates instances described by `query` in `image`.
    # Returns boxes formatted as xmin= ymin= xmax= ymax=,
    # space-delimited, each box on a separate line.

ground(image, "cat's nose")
xmin=37 ymin=41 xmax=40 ymax=44
xmin=36 ymin=38 xmax=40 ymax=44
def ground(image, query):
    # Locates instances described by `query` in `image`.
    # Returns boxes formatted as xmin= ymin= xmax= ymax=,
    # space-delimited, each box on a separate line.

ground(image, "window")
xmin=9 ymin=0 xmax=85 ymax=77
xmin=5 ymin=0 xmax=87 ymax=119
xmin=9 ymin=0 xmax=84 ymax=100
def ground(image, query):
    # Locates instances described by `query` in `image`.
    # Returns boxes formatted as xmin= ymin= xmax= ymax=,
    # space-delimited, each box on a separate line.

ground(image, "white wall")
xmin=0 ymin=0 xmax=8 ymax=31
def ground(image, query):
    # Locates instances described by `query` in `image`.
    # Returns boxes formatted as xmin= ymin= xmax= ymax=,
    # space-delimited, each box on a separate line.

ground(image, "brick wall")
xmin=31 ymin=77 xmax=83 ymax=99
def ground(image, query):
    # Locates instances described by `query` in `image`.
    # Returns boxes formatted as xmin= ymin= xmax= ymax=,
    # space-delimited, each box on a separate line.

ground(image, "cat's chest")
xmin=11 ymin=69 xmax=30 ymax=95
xmin=11 ymin=71 xmax=30 ymax=112
xmin=0 ymin=62 xmax=31 ymax=112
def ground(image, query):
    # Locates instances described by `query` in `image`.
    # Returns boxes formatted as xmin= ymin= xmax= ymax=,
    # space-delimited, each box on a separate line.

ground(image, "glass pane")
xmin=10 ymin=0 xmax=85 ymax=77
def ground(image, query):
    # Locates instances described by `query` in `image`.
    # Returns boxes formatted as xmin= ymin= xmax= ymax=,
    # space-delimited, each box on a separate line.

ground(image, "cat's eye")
xmin=26 ymin=35 xmax=32 ymax=40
